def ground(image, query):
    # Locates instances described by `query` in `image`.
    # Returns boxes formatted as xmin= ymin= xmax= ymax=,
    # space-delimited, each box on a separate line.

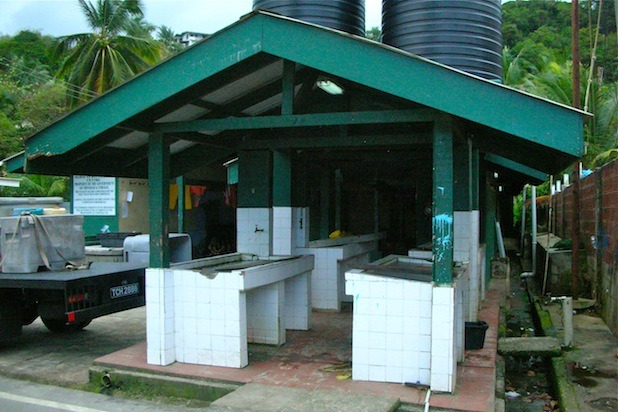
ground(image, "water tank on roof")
xmin=382 ymin=0 xmax=503 ymax=82
xmin=253 ymin=0 xmax=366 ymax=37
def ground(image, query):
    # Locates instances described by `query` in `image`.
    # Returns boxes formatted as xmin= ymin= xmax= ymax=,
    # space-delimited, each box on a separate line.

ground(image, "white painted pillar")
xmin=431 ymin=285 xmax=456 ymax=392
xmin=146 ymin=268 xmax=176 ymax=365
xmin=469 ymin=210 xmax=480 ymax=321
xmin=284 ymin=271 xmax=312 ymax=330
xmin=246 ymin=281 xmax=285 ymax=345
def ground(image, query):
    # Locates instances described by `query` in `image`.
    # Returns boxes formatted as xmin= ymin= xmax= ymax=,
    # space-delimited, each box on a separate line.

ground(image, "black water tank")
xmin=253 ymin=0 xmax=366 ymax=37
xmin=382 ymin=0 xmax=503 ymax=82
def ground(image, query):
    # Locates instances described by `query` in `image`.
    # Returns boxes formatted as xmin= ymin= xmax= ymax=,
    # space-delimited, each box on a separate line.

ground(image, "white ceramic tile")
xmin=367 ymin=348 xmax=386 ymax=366
xmin=352 ymin=363 xmax=369 ymax=381
xmin=368 ymin=365 xmax=386 ymax=382
xmin=431 ymin=373 xmax=450 ymax=392
xmin=419 ymin=368 xmax=431 ymax=385
xmin=432 ymin=355 xmax=450 ymax=375
xmin=402 ymin=367 xmax=420 ymax=385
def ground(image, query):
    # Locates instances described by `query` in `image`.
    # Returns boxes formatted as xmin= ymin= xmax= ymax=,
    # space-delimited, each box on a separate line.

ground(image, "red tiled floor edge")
xmin=94 ymin=282 xmax=502 ymax=411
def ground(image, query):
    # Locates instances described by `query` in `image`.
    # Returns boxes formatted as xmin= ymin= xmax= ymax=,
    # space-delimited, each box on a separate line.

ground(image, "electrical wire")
xmin=0 ymin=56 xmax=99 ymax=100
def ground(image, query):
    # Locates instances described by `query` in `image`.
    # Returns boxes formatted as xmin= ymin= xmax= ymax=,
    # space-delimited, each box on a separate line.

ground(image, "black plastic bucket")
xmin=465 ymin=320 xmax=489 ymax=350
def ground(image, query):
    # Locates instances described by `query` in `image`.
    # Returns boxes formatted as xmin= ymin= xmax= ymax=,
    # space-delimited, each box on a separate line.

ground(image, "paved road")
xmin=0 ymin=375 xmax=209 ymax=411
xmin=0 ymin=307 xmax=147 ymax=387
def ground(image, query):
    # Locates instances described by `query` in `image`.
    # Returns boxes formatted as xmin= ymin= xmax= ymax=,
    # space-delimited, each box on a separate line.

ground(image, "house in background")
xmin=174 ymin=31 xmax=208 ymax=48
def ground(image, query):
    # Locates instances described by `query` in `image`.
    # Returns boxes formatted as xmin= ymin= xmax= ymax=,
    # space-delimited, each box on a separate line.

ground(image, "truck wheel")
xmin=41 ymin=317 xmax=92 ymax=333
xmin=21 ymin=305 xmax=39 ymax=326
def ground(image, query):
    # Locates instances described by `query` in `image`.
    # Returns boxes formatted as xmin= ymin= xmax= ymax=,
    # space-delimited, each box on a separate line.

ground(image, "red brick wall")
xmin=600 ymin=161 xmax=618 ymax=269
xmin=551 ymin=159 xmax=617 ymax=336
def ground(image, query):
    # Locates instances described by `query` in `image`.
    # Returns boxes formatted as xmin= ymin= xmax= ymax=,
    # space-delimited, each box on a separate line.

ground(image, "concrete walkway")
xmin=537 ymin=296 xmax=618 ymax=411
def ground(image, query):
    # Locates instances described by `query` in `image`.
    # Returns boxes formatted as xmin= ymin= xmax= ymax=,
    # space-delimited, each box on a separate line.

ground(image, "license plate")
xmin=110 ymin=283 xmax=140 ymax=299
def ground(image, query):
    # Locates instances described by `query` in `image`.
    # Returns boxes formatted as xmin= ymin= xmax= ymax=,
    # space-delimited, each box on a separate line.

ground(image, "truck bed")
xmin=0 ymin=262 xmax=147 ymax=289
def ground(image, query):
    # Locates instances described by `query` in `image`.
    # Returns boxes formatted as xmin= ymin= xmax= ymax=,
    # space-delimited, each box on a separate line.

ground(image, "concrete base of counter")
xmin=146 ymin=254 xmax=313 ymax=368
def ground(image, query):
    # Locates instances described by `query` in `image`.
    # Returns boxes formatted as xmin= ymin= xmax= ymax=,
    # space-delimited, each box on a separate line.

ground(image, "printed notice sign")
xmin=73 ymin=175 xmax=116 ymax=216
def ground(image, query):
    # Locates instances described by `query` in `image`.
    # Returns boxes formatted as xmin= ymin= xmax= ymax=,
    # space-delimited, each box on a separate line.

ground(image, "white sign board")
xmin=73 ymin=175 xmax=116 ymax=216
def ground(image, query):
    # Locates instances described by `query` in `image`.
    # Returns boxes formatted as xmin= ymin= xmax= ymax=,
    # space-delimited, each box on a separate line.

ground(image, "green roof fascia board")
xmin=24 ymin=17 xmax=265 ymax=159
xmin=3 ymin=151 xmax=25 ymax=173
xmin=258 ymin=14 xmax=586 ymax=158
xmin=485 ymin=153 xmax=548 ymax=182
xmin=154 ymin=109 xmax=436 ymax=133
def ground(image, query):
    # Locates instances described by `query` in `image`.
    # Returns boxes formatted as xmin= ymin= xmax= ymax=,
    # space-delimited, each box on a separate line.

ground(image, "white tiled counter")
xmin=296 ymin=233 xmax=383 ymax=311
xmin=345 ymin=255 xmax=469 ymax=393
xmin=146 ymin=253 xmax=313 ymax=368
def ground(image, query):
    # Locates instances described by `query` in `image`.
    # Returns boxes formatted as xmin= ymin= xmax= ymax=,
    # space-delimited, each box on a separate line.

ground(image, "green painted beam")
xmin=240 ymin=133 xmax=431 ymax=150
xmin=3 ymin=151 xmax=24 ymax=173
xmin=154 ymin=109 xmax=436 ymax=133
xmin=484 ymin=153 xmax=548 ymax=182
xmin=259 ymin=13 xmax=585 ymax=158
xmin=432 ymin=115 xmax=454 ymax=285
xmin=281 ymin=60 xmax=295 ymax=116
xmin=148 ymin=132 xmax=171 ymax=268
xmin=24 ymin=17 xmax=265 ymax=159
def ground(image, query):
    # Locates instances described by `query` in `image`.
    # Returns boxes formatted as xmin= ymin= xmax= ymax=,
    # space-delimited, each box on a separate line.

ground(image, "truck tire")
xmin=21 ymin=305 xmax=39 ymax=325
xmin=41 ymin=317 xmax=92 ymax=333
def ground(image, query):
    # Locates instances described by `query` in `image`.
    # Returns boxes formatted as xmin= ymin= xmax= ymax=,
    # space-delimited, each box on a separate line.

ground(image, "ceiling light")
xmin=315 ymin=77 xmax=344 ymax=95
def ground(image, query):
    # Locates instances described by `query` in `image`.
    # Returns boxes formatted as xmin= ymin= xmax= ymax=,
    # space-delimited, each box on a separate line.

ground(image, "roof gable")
xmin=12 ymin=11 xmax=585 ymax=177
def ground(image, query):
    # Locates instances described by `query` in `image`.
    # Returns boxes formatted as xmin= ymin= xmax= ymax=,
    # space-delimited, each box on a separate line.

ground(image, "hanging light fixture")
xmin=315 ymin=77 xmax=344 ymax=95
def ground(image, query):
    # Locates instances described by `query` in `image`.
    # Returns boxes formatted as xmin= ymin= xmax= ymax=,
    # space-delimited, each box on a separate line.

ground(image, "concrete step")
xmin=211 ymin=383 xmax=400 ymax=412
xmin=498 ymin=337 xmax=562 ymax=357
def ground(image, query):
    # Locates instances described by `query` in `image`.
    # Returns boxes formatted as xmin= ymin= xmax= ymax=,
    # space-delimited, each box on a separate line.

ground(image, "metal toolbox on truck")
xmin=0 ymin=214 xmax=86 ymax=273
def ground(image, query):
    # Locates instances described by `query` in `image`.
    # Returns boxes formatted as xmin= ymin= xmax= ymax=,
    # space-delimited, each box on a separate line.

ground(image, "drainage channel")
xmin=503 ymin=260 xmax=559 ymax=411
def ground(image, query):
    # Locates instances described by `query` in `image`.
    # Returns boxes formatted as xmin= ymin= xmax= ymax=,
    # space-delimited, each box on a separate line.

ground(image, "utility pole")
xmin=571 ymin=0 xmax=581 ymax=300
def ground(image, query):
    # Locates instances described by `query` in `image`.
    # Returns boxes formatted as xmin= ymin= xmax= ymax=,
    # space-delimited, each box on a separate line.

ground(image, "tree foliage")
xmin=502 ymin=0 xmax=618 ymax=167
xmin=53 ymin=0 xmax=165 ymax=107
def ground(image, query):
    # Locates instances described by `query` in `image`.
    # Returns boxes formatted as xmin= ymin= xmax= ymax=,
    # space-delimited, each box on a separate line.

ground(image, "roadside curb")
xmin=531 ymin=299 xmax=581 ymax=412
xmin=88 ymin=365 xmax=241 ymax=403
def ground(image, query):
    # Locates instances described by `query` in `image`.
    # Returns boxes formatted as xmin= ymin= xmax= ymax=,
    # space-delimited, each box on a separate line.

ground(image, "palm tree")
xmin=591 ymin=82 xmax=618 ymax=166
xmin=127 ymin=14 xmax=156 ymax=39
xmin=53 ymin=0 xmax=164 ymax=107
xmin=0 ymin=174 xmax=69 ymax=198
xmin=157 ymin=25 xmax=183 ymax=55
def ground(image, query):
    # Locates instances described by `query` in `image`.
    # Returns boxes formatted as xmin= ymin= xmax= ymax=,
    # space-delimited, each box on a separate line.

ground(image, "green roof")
xmin=5 ymin=11 xmax=586 ymax=179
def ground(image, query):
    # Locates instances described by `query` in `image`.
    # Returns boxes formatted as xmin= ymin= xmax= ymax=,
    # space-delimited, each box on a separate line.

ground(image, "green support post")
xmin=484 ymin=176 xmax=497 ymax=283
xmin=432 ymin=115 xmax=454 ymax=285
xmin=453 ymin=141 xmax=470 ymax=211
xmin=471 ymin=147 xmax=480 ymax=210
xmin=148 ymin=132 xmax=170 ymax=268
xmin=177 ymin=175 xmax=185 ymax=233
xmin=273 ymin=151 xmax=291 ymax=207
xmin=320 ymin=168 xmax=331 ymax=239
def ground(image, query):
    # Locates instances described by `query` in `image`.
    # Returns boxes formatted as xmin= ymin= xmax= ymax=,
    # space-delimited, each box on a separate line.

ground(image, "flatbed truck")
xmin=0 ymin=262 xmax=146 ymax=338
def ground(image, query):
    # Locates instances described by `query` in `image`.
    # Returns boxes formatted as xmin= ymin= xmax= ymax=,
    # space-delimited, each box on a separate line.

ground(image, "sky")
xmin=0 ymin=0 xmax=384 ymax=37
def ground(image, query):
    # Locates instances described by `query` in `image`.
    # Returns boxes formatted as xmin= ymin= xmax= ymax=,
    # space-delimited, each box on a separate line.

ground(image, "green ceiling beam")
xmin=484 ymin=153 xmax=548 ymax=182
xmin=24 ymin=17 xmax=265 ymax=159
xmin=154 ymin=109 xmax=436 ymax=133
xmin=258 ymin=13 xmax=585 ymax=158
xmin=240 ymin=133 xmax=431 ymax=150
